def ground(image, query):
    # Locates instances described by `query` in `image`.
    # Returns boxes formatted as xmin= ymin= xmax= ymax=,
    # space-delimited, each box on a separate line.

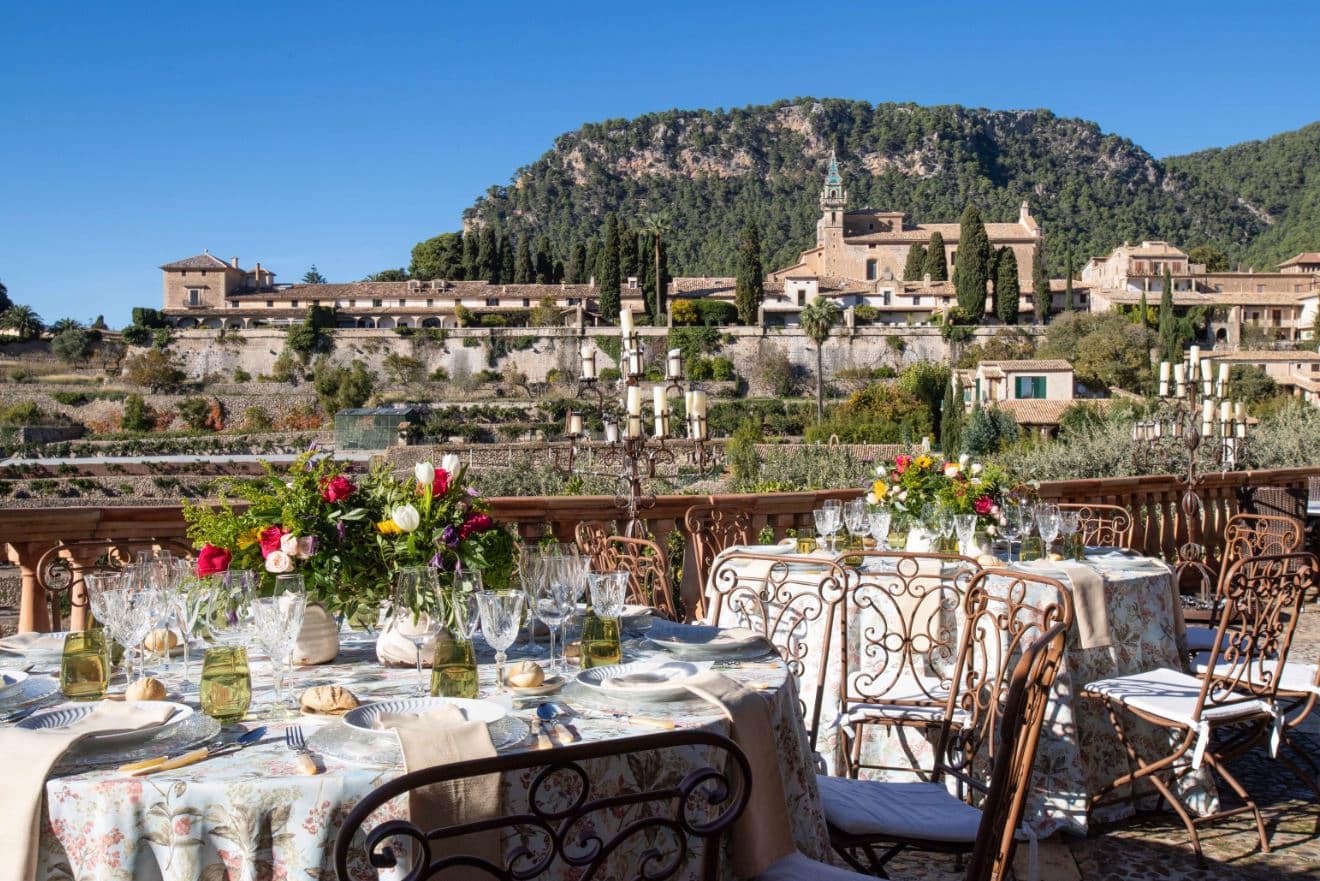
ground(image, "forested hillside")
xmin=410 ymin=99 xmax=1319 ymax=279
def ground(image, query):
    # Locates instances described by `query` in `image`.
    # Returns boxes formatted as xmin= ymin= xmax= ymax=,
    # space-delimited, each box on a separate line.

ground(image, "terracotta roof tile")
xmin=980 ymin=359 xmax=1073 ymax=372
xmin=161 ymin=253 xmax=234 ymax=271
xmin=995 ymin=398 xmax=1108 ymax=425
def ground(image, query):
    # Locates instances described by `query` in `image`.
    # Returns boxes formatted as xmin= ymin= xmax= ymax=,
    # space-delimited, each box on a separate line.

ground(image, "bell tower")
xmin=817 ymin=151 xmax=848 ymax=275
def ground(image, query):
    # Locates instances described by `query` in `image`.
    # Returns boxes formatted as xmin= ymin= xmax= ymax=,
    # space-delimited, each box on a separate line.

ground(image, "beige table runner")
xmin=377 ymin=705 xmax=501 ymax=872
xmin=0 ymin=701 xmax=177 ymax=881
xmin=683 ymin=671 xmax=795 ymax=878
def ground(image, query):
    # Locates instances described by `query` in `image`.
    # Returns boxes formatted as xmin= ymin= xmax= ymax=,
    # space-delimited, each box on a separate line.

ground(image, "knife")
xmin=120 ymin=725 xmax=267 ymax=775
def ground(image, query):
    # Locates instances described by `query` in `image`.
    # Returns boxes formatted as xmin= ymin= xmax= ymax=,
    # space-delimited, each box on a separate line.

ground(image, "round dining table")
xmin=24 ymin=627 xmax=832 ymax=881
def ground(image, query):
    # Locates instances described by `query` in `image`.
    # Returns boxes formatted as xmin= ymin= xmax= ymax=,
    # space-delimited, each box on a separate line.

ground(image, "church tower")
xmin=817 ymin=151 xmax=848 ymax=276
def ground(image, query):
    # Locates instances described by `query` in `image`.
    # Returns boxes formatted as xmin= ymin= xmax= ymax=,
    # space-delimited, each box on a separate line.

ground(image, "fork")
xmin=284 ymin=726 xmax=321 ymax=775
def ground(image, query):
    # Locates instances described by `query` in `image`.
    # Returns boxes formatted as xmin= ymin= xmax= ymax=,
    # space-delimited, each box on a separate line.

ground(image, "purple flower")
xmin=336 ymin=521 xmax=347 ymax=541
xmin=441 ymin=525 xmax=461 ymax=548
xmin=429 ymin=552 xmax=447 ymax=570
xmin=466 ymin=487 xmax=480 ymax=497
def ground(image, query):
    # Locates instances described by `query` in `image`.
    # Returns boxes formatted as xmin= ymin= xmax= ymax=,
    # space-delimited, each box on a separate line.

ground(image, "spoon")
xmin=535 ymin=703 xmax=578 ymax=746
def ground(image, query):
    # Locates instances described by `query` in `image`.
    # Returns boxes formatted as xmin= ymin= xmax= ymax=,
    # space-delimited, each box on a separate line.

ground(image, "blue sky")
xmin=2 ymin=0 xmax=1317 ymax=326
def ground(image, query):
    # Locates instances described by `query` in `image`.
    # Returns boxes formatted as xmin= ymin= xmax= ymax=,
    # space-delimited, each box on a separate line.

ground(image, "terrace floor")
xmin=892 ymin=607 xmax=1320 ymax=881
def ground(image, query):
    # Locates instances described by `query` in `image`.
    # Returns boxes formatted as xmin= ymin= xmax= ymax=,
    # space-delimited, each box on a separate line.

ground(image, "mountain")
xmin=454 ymin=98 xmax=1313 ymax=276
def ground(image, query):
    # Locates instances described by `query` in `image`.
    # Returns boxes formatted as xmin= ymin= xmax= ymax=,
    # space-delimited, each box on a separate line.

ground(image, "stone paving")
xmin=888 ymin=609 xmax=1320 ymax=880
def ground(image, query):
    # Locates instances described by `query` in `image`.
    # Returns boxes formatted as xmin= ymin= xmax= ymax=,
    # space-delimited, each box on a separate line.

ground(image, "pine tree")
xmin=565 ymin=241 xmax=587 ymax=284
xmin=599 ymin=214 xmax=622 ymax=321
xmin=954 ymin=205 xmax=991 ymax=321
xmin=514 ymin=238 xmax=533 ymax=284
xmin=734 ymin=222 xmax=764 ymax=325
xmin=302 ymin=265 xmax=327 ymax=284
xmin=533 ymin=236 xmax=554 ymax=283
xmin=923 ymin=232 xmax=948 ymax=281
xmin=903 ymin=243 xmax=927 ymax=281
xmin=499 ymin=233 xmax=515 ymax=284
xmin=1063 ymin=247 xmax=1075 ymax=312
xmin=476 ymin=227 xmax=499 ymax=283
xmin=995 ymin=248 xmax=1020 ymax=324
xmin=1158 ymin=266 xmax=1177 ymax=361
xmin=1032 ymin=241 xmax=1049 ymax=324
xmin=940 ymin=376 xmax=964 ymax=455
xmin=462 ymin=232 xmax=479 ymax=281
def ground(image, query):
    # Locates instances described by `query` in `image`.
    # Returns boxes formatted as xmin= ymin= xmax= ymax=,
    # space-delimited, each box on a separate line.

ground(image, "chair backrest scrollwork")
xmin=1055 ymin=503 xmax=1135 ymax=550
xmin=1221 ymin=514 xmax=1304 ymax=569
xmin=574 ymin=522 xmax=678 ymax=620
xmin=683 ymin=504 xmax=753 ymax=622
xmin=332 ymin=730 xmax=751 ymax=881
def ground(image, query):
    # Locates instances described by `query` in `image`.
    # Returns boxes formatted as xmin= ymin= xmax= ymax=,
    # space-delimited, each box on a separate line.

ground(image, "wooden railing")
xmin=3 ymin=466 xmax=1316 ymax=632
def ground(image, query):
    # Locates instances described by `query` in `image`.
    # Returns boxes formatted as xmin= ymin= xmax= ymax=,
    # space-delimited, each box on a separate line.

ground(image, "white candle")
xmin=1234 ymin=401 xmax=1245 ymax=421
xmin=653 ymin=385 xmax=667 ymax=418
xmin=627 ymin=415 xmax=643 ymax=439
xmin=620 ymin=308 xmax=634 ymax=336
xmin=604 ymin=420 xmax=619 ymax=444
xmin=626 ymin=385 xmax=642 ymax=417
xmin=1159 ymin=362 xmax=1171 ymax=382
xmin=1236 ymin=420 xmax=1246 ymax=438
xmin=1131 ymin=424 xmax=1139 ymax=441
xmin=692 ymin=390 xmax=708 ymax=418
xmin=1154 ymin=421 xmax=1162 ymax=438
xmin=1173 ymin=363 xmax=1186 ymax=384
xmin=666 ymin=348 xmax=683 ymax=380
xmin=1189 ymin=345 xmax=1201 ymax=368
xmin=1220 ymin=400 xmax=1232 ymax=423
xmin=654 ymin=411 xmax=668 ymax=439
xmin=580 ymin=349 xmax=596 ymax=381
xmin=1201 ymin=399 xmax=1214 ymax=431
xmin=628 ymin=349 xmax=644 ymax=376
xmin=1219 ymin=362 xmax=1230 ymax=384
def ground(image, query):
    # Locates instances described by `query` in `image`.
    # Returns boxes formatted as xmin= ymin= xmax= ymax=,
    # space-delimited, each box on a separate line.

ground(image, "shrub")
xmin=687 ymin=358 xmax=714 ymax=381
xmin=383 ymin=353 xmax=424 ymax=384
xmin=51 ymin=391 xmax=90 ymax=406
xmin=804 ymin=383 xmax=932 ymax=444
xmin=232 ymin=367 xmax=252 ymax=383
xmin=124 ymin=348 xmax=186 ymax=392
xmin=52 ymin=328 xmax=92 ymax=364
xmin=479 ymin=313 xmax=509 ymax=328
xmin=7 ymin=367 xmax=32 ymax=383
xmin=429 ymin=366 xmax=450 ymax=383
xmin=963 ymin=405 xmax=1020 ymax=456
xmin=151 ymin=327 xmax=173 ymax=349
xmin=474 ymin=369 xmax=502 ymax=385
xmin=0 ymin=400 xmax=47 ymax=425
xmin=178 ymin=397 xmax=211 ymax=431
xmin=710 ymin=356 xmax=736 ymax=381
xmin=545 ymin=368 xmax=568 ymax=384
xmin=120 ymin=325 xmax=151 ymax=346
xmin=757 ymin=342 xmax=795 ymax=397
xmin=313 ymin=359 xmax=375 ymax=413
xmin=270 ymin=350 xmax=302 ymax=384
xmin=669 ymin=299 xmax=699 ymax=325
xmin=454 ymin=305 xmax=474 ymax=327
xmin=243 ymin=406 xmax=274 ymax=431
xmin=121 ymin=394 xmax=153 ymax=432
xmin=854 ymin=304 xmax=879 ymax=324
xmin=599 ymin=367 xmax=622 ymax=383
xmin=727 ymin=418 xmax=764 ymax=489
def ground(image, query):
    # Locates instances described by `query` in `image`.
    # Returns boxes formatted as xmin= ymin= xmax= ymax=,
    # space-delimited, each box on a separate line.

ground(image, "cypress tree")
xmin=638 ymin=233 xmax=656 ymax=316
xmin=565 ymin=241 xmax=587 ymax=284
xmin=514 ymin=238 xmax=533 ymax=284
xmin=1158 ymin=266 xmax=1177 ymax=361
xmin=499 ymin=232 xmax=515 ymax=284
xmin=461 ymin=232 xmax=479 ymax=281
xmin=941 ymin=376 xmax=963 ymax=455
xmin=734 ymin=222 xmax=764 ymax=326
xmin=533 ymin=235 xmax=554 ymax=283
xmin=903 ymin=243 xmax=927 ymax=281
xmin=1032 ymin=241 xmax=1049 ymax=324
xmin=1063 ymin=247 xmax=1075 ymax=312
xmin=923 ymin=232 xmax=948 ymax=281
xmin=618 ymin=221 xmax=638 ymax=280
xmin=552 ymin=257 xmax=564 ymax=284
xmin=1137 ymin=288 xmax=1149 ymax=327
xmin=585 ymin=239 xmax=600 ymax=284
xmin=475 ymin=227 xmax=498 ymax=283
xmin=995 ymin=248 xmax=1020 ymax=325
xmin=599 ymin=214 xmax=622 ymax=321
xmin=954 ymin=205 xmax=991 ymax=321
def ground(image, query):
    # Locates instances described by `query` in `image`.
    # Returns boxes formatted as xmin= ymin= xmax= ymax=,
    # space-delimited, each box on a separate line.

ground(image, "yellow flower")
xmin=236 ymin=527 xmax=262 ymax=550
xmin=375 ymin=519 xmax=404 ymax=536
xmin=871 ymin=480 xmax=888 ymax=499
xmin=914 ymin=454 xmax=933 ymax=470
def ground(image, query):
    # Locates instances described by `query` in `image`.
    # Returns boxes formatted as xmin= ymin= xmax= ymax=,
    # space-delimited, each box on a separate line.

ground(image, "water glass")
xmin=476 ymin=590 xmax=525 ymax=693
xmin=954 ymin=514 xmax=979 ymax=557
xmin=822 ymin=499 xmax=843 ymax=550
xmin=61 ymin=630 xmax=110 ymax=701
xmin=251 ymin=579 xmax=306 ymax=718
xmin=1036 ymin=505 xmax=1061 ymax=555
xmin=869 ymin=511 xmax=892 ymax=550
xmin=1059 ymin=511 xmax=1082 ymax=559
xmin=392 ymin=568 xmax=440 ymax=696
xmin=842 ymin=499 xmax=868 ymax=550
xmin=200 ymin=645 xmax=251 ymax=724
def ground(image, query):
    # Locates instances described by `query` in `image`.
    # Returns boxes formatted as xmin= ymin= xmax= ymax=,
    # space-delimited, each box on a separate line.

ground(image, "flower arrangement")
xmin=867 ymin=453 xmax=1012 ymax=530
xmin=182 ymin=452 xmax=515 ymax=623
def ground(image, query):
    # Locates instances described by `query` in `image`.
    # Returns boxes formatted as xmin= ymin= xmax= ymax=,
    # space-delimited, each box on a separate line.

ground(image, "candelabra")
xmin=554 ymin=308 xmax=721 ymax=536
xmin=1131 ymin=346 xmax=1250 ymax=599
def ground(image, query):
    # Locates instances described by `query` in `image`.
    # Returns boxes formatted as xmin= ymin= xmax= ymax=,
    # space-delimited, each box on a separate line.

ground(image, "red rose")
xmin=320 ymin=475 xmax=357 ymax=503
xmin=196 ymin=544 xmax=231 ymax=577
xmin=973 ymin=496 xmax=993 ymax=516
xmin=258 ymin=526 xmax=286 ymax=558
xmin=459 ymin=512 xmax=493 ymax=539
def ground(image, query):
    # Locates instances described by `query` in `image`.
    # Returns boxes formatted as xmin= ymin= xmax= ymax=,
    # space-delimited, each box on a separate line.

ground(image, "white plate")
xmin=17 ymin=701 xmax=193 ymax=747
xmin=729 ymin=544 xmax=796 ymax=556
xmin=573 ymin=603 xmax=652 ymax=622
xmin=646 ymin=622 xmax=770 ymax=660
xmin=343 ymin=697 xmax=507 ymax=733
xmin=507 ymin=674 xmax=565 ymax=697
xmin=576 ymin=660 xmax=701 ymax=702
xmin=0 ymin=668 xmax=31 ymax=699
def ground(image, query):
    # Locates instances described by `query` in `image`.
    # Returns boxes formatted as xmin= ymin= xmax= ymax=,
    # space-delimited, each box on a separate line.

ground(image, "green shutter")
xmin=1033 ymin=376 xmax=1046 ymax=398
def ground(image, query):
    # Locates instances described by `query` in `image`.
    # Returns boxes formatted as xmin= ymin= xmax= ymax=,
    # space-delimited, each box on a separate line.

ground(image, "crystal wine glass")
xmin=822 ymin=499 xmax=843 ymax=550
xmin=171 ymin=569 xmax=211 ymax=688
xmin=868 ymin=510 xmax=892 ymax=551
xmin=517 ymin=545 xmax=545 ymax=651
xmin=476 ymin=590 xmax=525 ymax=694
xmin=392 ymin=567 xmax=442 ymax=696
xmin=1036 ymin=505 xmax=1061 ymax=556
xmin=112 ymin=577 xmax=164 ymax=684
xmin=588 ymin=570 xmax=628 ymax=619
xmin=954 ymin=514 xmax=979 ymax=558
xmin=537 ymin=556 xmax=576 ymax=674
xmin=1060 ymin=510 xmax=1081 ymax=557
xmin=999 ymin=506 xmax=1023 ymax=563
xmin=251 ymin=574 xmax=306 ymax=718
xmin=843 ymin=498 xmax=868 ymax=548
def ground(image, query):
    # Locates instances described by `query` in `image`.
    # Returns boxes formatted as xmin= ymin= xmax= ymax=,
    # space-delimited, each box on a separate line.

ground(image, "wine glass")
xmin=954 ymin=514 xmax=978 ymax=558
xmin=112 ymin=578 xmax=164 ymax=684
xmin=476 ymin=590 xmax=525 ymax=693
xmin=843 ymin=499 xmax=868 ymax=548
xmin=251 ymin=582 xmax=306 ymax=719
xmin=1060 ymin=510 xmax=1082 ymax=558
xmin=588 ymin=570 xmax=628 ymax=619
xmin=868 ymin=510 xmax=892 ymax=551
xmin=936 ymin=507 xmax=956 ymax=554
xmin=517 ymin=545 xmax=545 ymax=651
xmin=392 ymin=567 xmax=442 ymax=696
xmin=553 ymin=552 xmax=589 ymax=660
xmin=84 ymin=572 xmax=125 ymax=678
xmin=171 ymin=569 xmax=211 ymax=688
xmin=822 ymin=499 xmax=843 ymax=550
xmin=536 ymin=557 xmax=576 ymax=673
xmin=1036 ymin=505 xmax=1061 ymax=556
xmin=1000 ymin=506 xmax=1023 ymax=563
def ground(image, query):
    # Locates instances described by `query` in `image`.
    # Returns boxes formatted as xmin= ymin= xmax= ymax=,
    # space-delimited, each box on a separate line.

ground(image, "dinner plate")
xmin=0 ymin=668 xmax=31 ymax=700
xmin=573 ymin=603 xmax=652 ymax=622
xmin=577 ymin=660 xmax=701 ymax=702
xmin=646 ymin=621 xmax=771 ymax=660
xmin=18 ymin=701 xmax=193 ymax=747
xmin=308 ymin=714 xmax=530 ymax=765
xmin=343 ymin=697 xmax=507 ymax=733
xmin=0 ymin=676 xmax=59 ymax=711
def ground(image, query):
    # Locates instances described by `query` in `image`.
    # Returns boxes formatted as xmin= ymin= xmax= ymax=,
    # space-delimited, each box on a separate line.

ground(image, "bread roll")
xmin=299 ymin=684 xmax=360 ymax=715
xmin=143 ymin=629 xmax=180 ymax=653
xmin=1048 ymin=552 xmax=1065 ymax=562
xmin=506 ymin=660 xmax=545 ymax=688
xmin=126 ymin=677 xmax=168 ymax=701
xmin=976 ymin=554 xmax=1000 ymax=568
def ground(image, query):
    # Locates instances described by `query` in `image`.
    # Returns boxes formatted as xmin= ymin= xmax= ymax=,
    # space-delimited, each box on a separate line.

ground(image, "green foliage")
xmin=243 ymin=406 xmax=273 ymax=431
xmin=0 ymin=279 xmax=9 ymax=312
xmin=903 ymin=243 xmax=927 ymax=281
xmin=1063 ymin=247 xmax=1075 ymax=312
xmin=710 ymin=356 xmax=736 ymax=381
xmin=897 ymin=360 xmax=951 ymax=432
xmin=366 ymin=268 xmax=409 ymax=282
xmin=151 ymin=327 xmax=173 ymax=349
xmin=232 ymin=366 xmax=252 ymax=383
xmin=51 ymin=391 xmax=90 ymax=406
xmin=734 ymin=222 xmax=764 ymax=325
xmin=940 ymin=376 xmax=963 ymax=454
xmin=956 ymin=327 xmax=1036 ymax=368
xmin=853 ymin=305 xmax=879 ymax=324
xmin=0 ymin=400 xmax=49 ymax=425
xmin=121 ymin=394 xmax=152 ymax=432
xmin=313 ymin=359 xmax=375 ymax=414
xmin=121 ymin=325 xmax=151 ymax=346
xmin=1229 ymin=364 xmax=1278 ymax=403
xmin=954 ymin=205 xmax=991 ymax=320
xmin=124 ymin=347 xmax=186 ymax=392
xmin=962 ymin=405 xmax=1019 ymax=456
xmin=1057 ymin=401 xmax=1108 ymax=439
xmin=178 ymin=397 xmax=211 ymax=431
xmin=1158 ymin=267 xmax=1177 ymax=362
xmin=302 ymin=265 xmax=327 ymax=284
xmin=454 ymin=304 xmax=474 ymax=327
xmin=0 ymin=305 xmax=44 ymax=341
xmin=52 ymin=328 xmax=92 ymax=364
xmin=131 ymin=307 xmax=168 ymax=329
xmin=1186 ymin=245 xmax=1229 ymax=272
xmin=800 ymin=296 xmax=841 ymax=422
xmin=805 ymin=382 xmax=931 ymax=444
xmin=599 ymin=213 xmax=621 ymax=320
xmin=666 ymin=325 xmax=721 ymax=362
xmin=1039 ymin=311 xmax=1153 ymax=392
xmin=269 ymin=349 xmax=303 ymax=384
xmin=994 ymin=248 xmax=1020 ymax=324
xmin=410 ymin=232 xmax=465 ymax=280
xmin=757 ymin=342 xmax=796 ymax=397
xmin=529 ymin=297 xmax=562 ymax=327
xmin=727 ymin=417 xmax=764 ymax=488
xmin=923 ymin=232 xmax=947 ymax=281
xmin=1032 ymin=242 xmax=1049 ymax=324
xmin=382 ymin=353 xmax=424 ymax=385
xmin=286 ymin=306 xmax=335 ymax=360
xmin=750 ymin=444 xmax=870 ymax=492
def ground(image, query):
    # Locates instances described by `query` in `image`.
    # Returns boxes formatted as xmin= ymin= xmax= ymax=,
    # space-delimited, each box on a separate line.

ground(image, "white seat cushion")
xmin=1190 ymin=653 xmax=1320 ymax=697
xmin=1083 ymin=667 xmax=1273 ymax=727
xmin=842 ymin=702 xmax=967 ymax=726
xmin=816 ymin=775 xmax=982 ymax=841
xmin=754 ymin=851 xmax=876 ymax=881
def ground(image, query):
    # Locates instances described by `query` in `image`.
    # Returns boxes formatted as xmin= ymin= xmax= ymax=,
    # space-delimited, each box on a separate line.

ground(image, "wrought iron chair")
xmin=1084 ymin=552 xmax=1318 ymax=864
xmin=1053 ymin=503 xmax=1135 ymax=550
xmin=817 ymin=568 xmax=1073 ymax=877
xmin=333 ymin=730 xmax=751 ymax=881
xmin=683 ymin=503 xmax=754 ymax=622
xmin=836 ymin=551 xmax=981 ymax=777
xmin=574 ymin=521 xmax=678 ymax=620
xmin=706 ymin=550 xmax=849 ymax=751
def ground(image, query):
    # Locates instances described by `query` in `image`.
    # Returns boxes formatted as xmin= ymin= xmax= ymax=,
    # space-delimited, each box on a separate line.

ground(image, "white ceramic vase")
xmin=292 ymin=602 xmax=340 ymax=665
xmin=905 ymin=526 xmax=933 ymax=553
xmin=375 ymin=617 xmax=438 ymax=668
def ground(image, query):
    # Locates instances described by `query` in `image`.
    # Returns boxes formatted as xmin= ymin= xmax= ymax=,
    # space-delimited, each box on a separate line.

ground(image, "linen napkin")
xmin=682 ymin=671 xmax=794 ymax=877
xmin=1053 ymin=561 xmax=1112 ymax=650
xmin=0 ymin=632 xmax=65 ymax=655
xmin=0 ymin=701 xmax=177 ymax=881
xmin=375 ymin=705 xmax=501 ymax=871
xmin=373 ymin=619 xmax=438 ymax=668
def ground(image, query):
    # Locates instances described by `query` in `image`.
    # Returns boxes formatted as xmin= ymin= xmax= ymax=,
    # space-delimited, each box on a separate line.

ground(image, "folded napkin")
xmin=378 ymin=705 xmax=501 ymax=871
xmin=374 ymin=619 xmax=437 ymax=668
xmin=1 ymin=701 xmax=177 ymax=881
xmin=0 ymin=632 xmax=65 ymax=655
xmin=1052 ymin=561 xmax=1112 ymax=650
xmin=682 ymin=671 xmax=794 ymax=877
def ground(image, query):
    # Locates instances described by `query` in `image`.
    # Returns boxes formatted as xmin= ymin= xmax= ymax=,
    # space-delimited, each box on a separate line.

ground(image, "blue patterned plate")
xmin=17 ymin=701 xmax=193 ymax=747
xmin=577 ymin=660 xmax=702 ymax=702
xmin=343 ymin=697 xmax=507 ymax=733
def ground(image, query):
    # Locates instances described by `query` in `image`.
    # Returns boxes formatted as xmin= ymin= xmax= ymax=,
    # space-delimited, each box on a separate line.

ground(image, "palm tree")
xmin=638 ymin=211 xmax=671 ymax=319
xmin=0 ymin=305 xmax=44 ymax=342
xmin=49 ymin=317 xmax=83 ymax=335
xmin=799 ymin=296 xmax=840 ymax=423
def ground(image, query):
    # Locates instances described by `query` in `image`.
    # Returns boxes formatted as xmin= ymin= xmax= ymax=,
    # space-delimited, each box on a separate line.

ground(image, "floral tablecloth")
xmin=708 ymin=547 xmax=1215 ymax=837
xmin=30 ymin=630 xmax=831 ymax=881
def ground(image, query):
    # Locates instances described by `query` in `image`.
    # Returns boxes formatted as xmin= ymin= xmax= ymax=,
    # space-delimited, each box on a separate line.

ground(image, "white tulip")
xmin=279 ymin=532 xmax=300 ymax=556
xmin=971 ymin=463 xmax=984 ymax=475
xmin=264 ymin=550 xmax=294 ymax=574
xmin=415 ymin=461 xmax=436 ymax=487
xmin=958 ymin=453 xmax=970 ymax=468
xmin=392 ymin=504 xmax=421 ymax=533
xmin=866 ymin=492 xmax=877 ymax=505
xmin=943 ymin=463 xmax=961 ymax=478
xmin=440 ymin=453 xmax=461 ymax=475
